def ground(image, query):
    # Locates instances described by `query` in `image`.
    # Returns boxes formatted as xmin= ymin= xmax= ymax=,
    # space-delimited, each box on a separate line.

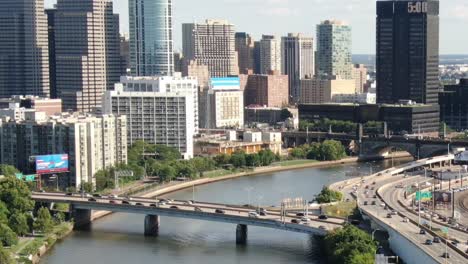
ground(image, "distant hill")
xmin=353 ymin=54 xmax=468 ymax=66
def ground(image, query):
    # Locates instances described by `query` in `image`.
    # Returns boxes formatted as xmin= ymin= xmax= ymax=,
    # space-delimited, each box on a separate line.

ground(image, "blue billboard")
xmin=210 ymin=77 xmax=241 ymax=90
xmin=35 ymin=154 xmax=69 ymax=174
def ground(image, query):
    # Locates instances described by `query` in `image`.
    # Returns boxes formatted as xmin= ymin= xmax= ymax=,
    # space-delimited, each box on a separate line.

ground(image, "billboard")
xmin=433 ymin=191 xmax=452 ymax=203
xmin=35 ymin=154 xmax=69 ymax=174
xmin=210 ymin=77 xmax=240 ymax=90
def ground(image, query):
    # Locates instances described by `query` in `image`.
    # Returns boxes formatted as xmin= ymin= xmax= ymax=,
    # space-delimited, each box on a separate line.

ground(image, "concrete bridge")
xmin=359 ymin=136 xmax=468 ymax=159
xmin=282 ymin=130 xmax=468 ymax=159
xmin=32 ymin=193 xmax=344 ymax=244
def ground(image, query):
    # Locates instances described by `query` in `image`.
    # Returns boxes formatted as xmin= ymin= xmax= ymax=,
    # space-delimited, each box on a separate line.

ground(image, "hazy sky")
xmin=45 ymin=0 xmax=468 ymax=54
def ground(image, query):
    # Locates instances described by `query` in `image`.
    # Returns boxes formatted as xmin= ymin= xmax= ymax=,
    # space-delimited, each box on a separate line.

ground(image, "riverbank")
xmin=91 ymin=152 xmax=412 ymax=221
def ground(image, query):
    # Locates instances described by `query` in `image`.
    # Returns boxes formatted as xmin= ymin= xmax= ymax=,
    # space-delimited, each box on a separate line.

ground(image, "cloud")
xmin=259 ymin=7 xmax=299 ymax=17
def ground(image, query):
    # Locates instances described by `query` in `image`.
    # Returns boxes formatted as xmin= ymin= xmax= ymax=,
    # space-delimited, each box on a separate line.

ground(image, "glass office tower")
xmin=129 ymin=0 xmax=174 ymax=76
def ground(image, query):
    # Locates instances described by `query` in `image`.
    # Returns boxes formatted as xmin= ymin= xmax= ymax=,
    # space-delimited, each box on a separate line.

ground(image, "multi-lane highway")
xmin=333 ymin=155 xmax=468 ymax=263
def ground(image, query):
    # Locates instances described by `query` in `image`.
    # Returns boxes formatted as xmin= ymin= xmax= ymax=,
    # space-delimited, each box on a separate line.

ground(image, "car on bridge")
xmin=433 ymin=237 xmax=441 ymax=243
xmin=215 ymin=209 xmax=225 ymax=214
xmin=318 ymin=215 xmax=328 ymax=220
xmin=248 ymin=212 xmax=259 ymax=218
xmin=425 ymin=239 xmax=433 ymax=245
xmin=291 ymin=219 xmax=299 ymax=224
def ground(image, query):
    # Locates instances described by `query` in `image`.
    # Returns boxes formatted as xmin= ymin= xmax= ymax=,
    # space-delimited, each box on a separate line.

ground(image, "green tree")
xmin=190 ymin=157 xmax=216 ymax=173
xmin=316 ymin=186 xmax=343 ymax=203
xmin=324 ymin=225 xmax=377 ymax=264
xmin=0 ymin=176 xmax=34 ymax=216
xmin=0 ymin=245 xmax=14 ymax=264
xmin=258 ymin=149 xmax=276 ymax=166
xmin=246 ymin=154 xmax=261 ymax=167
xmin=8 ymin=213 xmax=29 ymax=236
xmin=230 ymin=151 xmax=246 ymax=168
xmin=0 ymin=224 xmax=18 ymax=247
xmin=80 ymin=182 xmax=94 ymax=193
xmin=290 ymin=148 xmax=306 ymax=159
xmin=306 ymin=142 xmax=322 ymax=160
xmin=157 ymin=164 xmax=176 ymax=182
xmin=321 ymin=140 xmax=346 ymax=161
xmin=214 ymin=154 xmax=231 ymax=166
xmin=33 ymin=207 xmax=54 ymax=234
xmin=54 ymin=212 xmax=66 ymax=224
xmin=0 ymin=165 xmax=19 ymax=177
xmin=0 ymin=202 xmax=8 ymax=225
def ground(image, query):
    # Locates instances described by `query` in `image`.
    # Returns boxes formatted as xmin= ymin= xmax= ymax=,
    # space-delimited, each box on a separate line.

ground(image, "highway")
xmin=32 ymin=192 xmax=344 ymax=235
xmin=334 ymin=155 xmax=468 ymax=263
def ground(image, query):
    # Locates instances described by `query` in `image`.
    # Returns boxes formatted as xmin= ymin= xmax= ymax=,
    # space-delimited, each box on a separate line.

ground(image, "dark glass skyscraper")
xmin=376 ymin=0 xmax=439 ymax=105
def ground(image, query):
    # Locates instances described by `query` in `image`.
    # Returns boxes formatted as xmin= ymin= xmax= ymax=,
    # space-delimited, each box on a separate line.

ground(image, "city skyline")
xmin=45 ymin=0 xmax=467 ymax=54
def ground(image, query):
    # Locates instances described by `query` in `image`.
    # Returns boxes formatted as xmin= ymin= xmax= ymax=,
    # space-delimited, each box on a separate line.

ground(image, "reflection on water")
xmin=41 ymin=159 xmax=409 ymax=264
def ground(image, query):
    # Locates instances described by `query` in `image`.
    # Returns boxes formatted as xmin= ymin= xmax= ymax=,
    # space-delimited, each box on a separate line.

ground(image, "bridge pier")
xmin=144 ymin=215 xmax=160 ymax=236
xmin=72 ymin=208 xmax=91 ymax=229
xmin=236 ymin=224 xmax=247 ymax=245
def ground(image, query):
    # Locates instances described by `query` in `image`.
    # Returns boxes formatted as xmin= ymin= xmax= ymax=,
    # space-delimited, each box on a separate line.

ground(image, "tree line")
xmin=92 ymin=141 xmax=279 ymax=192
xmin=289 ymin=140 xmax=347 ymax=161
xmin=0 ymin=168 xmax=61 ymax=263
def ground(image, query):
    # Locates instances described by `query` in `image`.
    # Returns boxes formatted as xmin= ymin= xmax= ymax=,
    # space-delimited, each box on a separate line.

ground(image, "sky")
xmin=45 ymin=0 xmax=468 ymax=54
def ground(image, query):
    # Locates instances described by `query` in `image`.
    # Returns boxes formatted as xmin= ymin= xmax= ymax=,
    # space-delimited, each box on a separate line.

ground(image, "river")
xmin=41 ymin=159 xmax=408 ymax=264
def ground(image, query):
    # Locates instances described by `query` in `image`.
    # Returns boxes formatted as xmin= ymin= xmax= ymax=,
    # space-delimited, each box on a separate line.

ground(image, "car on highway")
xmin=170 ymin=205 xmax=179 ymax=209
xmin=390 ymin=210 xmax=397 ymax=216
xmin=296 ymin=212 xmax=305 ymax=217
xmin=318 ymin=215 xmax=328 ymax=220
xmin=194 ymin=207 xmax=203 ymax=212
xmin=93 ymin=194 xmax=102 ymax=198
xmin=402 ymin=217 xmax=409 ymax=223
xmin=149 ymin=204 xmax=157 ymax=207
xmin=109 ymin=200 xmax=117 ymax=204
xmin=259 ymin=211 xmax=267 ymax=216
xmin=122 ymin=200 xmax=130 ymax=205
xmin=441 ymin=252 xmax=450 ymax=259
xmin=419 ymin=229 xmax=426 ymax=235
xmin=425 ymin=239 xmax=433 ymax=245
xmin=135 ymin=203 xmax=144 ymax=206
xmin=66 ymin=192 xmax=73 ymax=196
xmin=215 ymin=209 xmax=225 ymax=214
xmin=291 ymin=219 xmax=299 ymax=224
xmin=386 ymin=213 xmax=392 ymax=218
xmin=88 ymin=198 xmax=97 ymax=202
xmin=184 ymin=201 xmax=193 ymax=205
xmin=363 ymin=201 xmax=368 ymax=206
xmin=301 ymin=217 xmax=310 ymax=223
xmin=451 ymin=240 xmax=459 ymax=247
xmin=109 ymin=194 xmax=118 ymax=199
xmin=373 ymin=195 xmax=377 ymax=199
xmin=371 ymin=201 xmax=377 ymax=205
xmin=433 ymin=237 xmax=441 ymax=243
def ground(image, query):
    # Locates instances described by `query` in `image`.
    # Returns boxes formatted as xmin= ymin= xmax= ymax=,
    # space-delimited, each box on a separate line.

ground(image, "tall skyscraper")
xmin=55 ymin=0 xmax=120 ymax=113
xmin=46 ymin=8 xmax=57 ymax=99
xmin=0 ymin=0 xmax=50 ymax=98
xmin=376 ymin=0 xmax=439 ymax=104
xmin=182 ymin=20 xmax=239 ymax=77
xmin=129 ymin=0 xmax=174 ymax=76
xmin=281 ymin=33 xmax=314 ymax=103
xmin=316 ymin=20 xmax=352 ymax=80
xmin=259 ymin=35 xmax=282 ymax=75
xmin=235 ymin=32 xmax=255 ymax=74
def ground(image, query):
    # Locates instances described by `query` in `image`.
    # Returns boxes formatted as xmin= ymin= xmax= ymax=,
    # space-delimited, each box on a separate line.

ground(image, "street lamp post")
xmin=244 ymin=187 xmax=253 ymax=207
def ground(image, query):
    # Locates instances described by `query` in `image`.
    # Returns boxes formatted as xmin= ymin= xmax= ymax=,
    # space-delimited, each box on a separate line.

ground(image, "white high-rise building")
xmin=0 ymin=111 xmax=127 ymax=188
xmin=259 ymin=35 xmax=282 ymax=75
xmin=281 ymin=33 xmax=314 ymax=103
xmin=118 ymin=75 xmax=199 ymax=132
xmin=182 ymin=19 xmax=239 ymax=77
xmin=103 ymin=85 xmax=195 ymax=159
